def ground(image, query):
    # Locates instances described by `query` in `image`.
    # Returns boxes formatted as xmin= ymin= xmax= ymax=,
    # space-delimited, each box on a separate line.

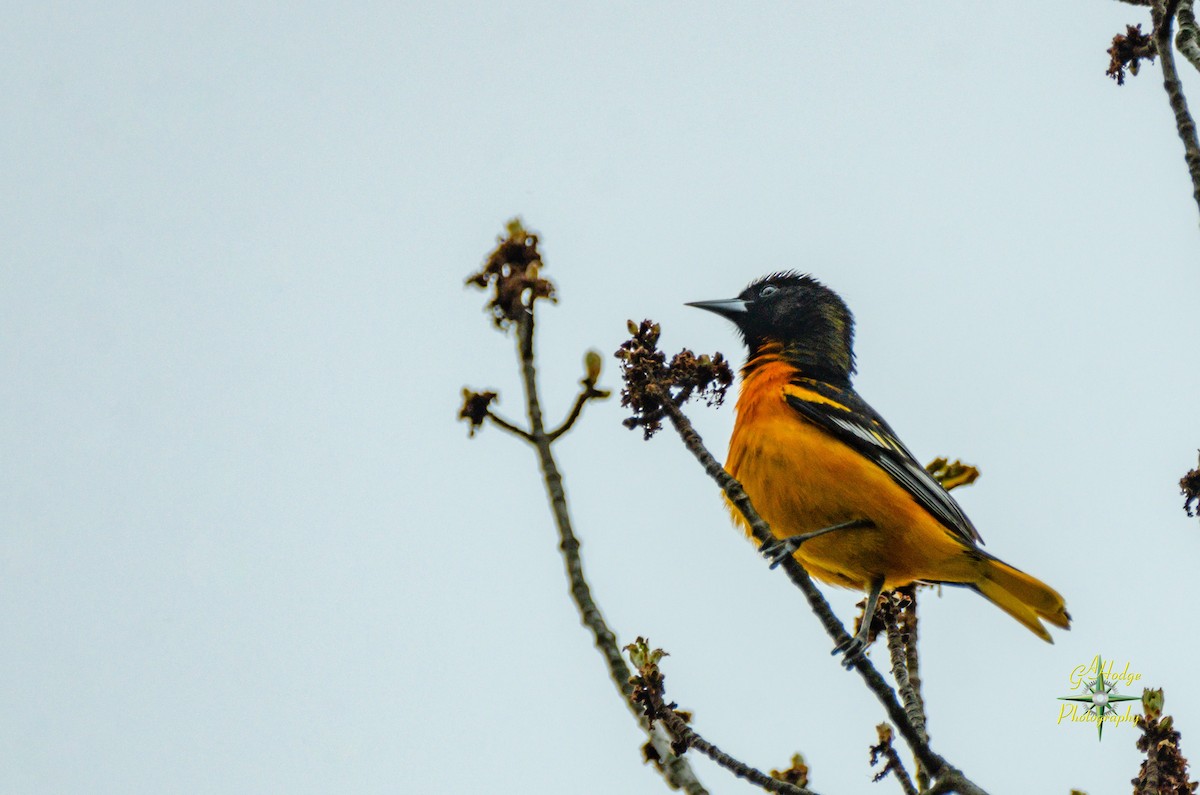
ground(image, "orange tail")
xmin=973 ymin=557 xmax=1071 ymax=642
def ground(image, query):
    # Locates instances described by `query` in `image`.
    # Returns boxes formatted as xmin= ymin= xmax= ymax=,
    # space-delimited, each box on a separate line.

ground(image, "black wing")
xmin=783 ymin=377 xmax=983 ymax=546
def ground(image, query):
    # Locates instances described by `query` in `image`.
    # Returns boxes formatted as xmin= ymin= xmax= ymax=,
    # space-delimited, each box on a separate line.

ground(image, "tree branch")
xmin=869 ymin=723 xmax=919 ymax=795
xmin=901 ymin=600 xmax=924 ymax=723
xmin=898 ymin=588 xmax=930 ymax=791
xmin=628 ymin=639 xmax=818 ymax=795
xmin=883 ymin=594 xmax=930 ymax=789
xmin=547 ymin=379 xmax=609 ymax=441
xmin=1154 ymin=0 xmax=1200 ymax=219
xmin=1176 ymin=0 xmax=1200 ymax=72
xmin=654 ymin=703 xmax=815 ymax=795
xmin=517 ymin=315 xmax=709 ymax=793
xmin=466 ymin=223 xmax=708 ymax=793
xmin=513 ymin=312 xmax=709 ymax=794
xmin=483 ymin=408 xmax=535 ymax=441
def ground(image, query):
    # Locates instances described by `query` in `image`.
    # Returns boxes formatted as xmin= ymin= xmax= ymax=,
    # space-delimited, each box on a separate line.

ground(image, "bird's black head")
xmin=688 ymin=271 xmax=856 ymax=384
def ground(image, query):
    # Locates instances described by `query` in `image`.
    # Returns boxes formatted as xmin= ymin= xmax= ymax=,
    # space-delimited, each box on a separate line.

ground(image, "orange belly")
xmin=725 ymin=364 xmax=979 ymax=590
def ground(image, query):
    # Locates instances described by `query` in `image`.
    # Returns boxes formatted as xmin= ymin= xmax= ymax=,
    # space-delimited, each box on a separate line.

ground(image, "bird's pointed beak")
xmin=685 ymin=298 xmax=750 ymax=321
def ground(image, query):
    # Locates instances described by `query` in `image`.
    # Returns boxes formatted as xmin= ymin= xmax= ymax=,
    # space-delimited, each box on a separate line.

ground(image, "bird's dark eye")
xmin=759 ymin=285 xmax=779 ymax=298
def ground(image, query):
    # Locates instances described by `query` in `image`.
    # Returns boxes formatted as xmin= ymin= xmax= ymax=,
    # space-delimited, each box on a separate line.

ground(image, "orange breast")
xmin=725 ymin=356 xmax=977 ymax=590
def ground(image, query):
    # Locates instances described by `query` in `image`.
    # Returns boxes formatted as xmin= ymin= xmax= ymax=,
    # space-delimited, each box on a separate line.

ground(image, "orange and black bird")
xmin=688 ymin=272 xmax=1069 ymax=662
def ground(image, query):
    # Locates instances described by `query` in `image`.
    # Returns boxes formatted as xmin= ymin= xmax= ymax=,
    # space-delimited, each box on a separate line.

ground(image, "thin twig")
xmin=627 ymin=638 xmax=817 ymax=795
xmin=513 ymin=311 xmax=709 ymax=795
xmin=1154 ymin=0 xmax=1200 ymax=220
xmin=879 ymin=750 xmax=919 ymax=795
xmin=647 ymin=689 xmax=818 ymax=795
xmin=900 ymin=594 xmax=925 ymax=718
xmin=870 ymin=723 xmax=919 ymax=795
xmin=483 ymin=409 xmax=535 ymax=441
xmin=883 ymin=597 xmax=930 ymax=790
xmin=1176 ymin=0 xmax=1200 ymax=72
xmin=899 ymin=589 xmax=929 ymax=792
xmin=655 ymin=393 xmax=989 ymax=795
xmin=884 ymin=606 xmax=928 ymax=746
xmin=657 ymin=711 xmax=814 ymax=795
xmin=547 ymin=385 xmax=607 ymax=441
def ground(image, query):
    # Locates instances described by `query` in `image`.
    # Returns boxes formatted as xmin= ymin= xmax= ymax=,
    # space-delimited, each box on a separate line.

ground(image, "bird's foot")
xmin=761 ymin=518 xmax=875 ymax=570
xmin=832 ymin=631 xmax=871 ymax=669
xmin=762 ymin=537 xmax=803 ymax=569
xmin=832 ymin=574 xmax=885 ymax=669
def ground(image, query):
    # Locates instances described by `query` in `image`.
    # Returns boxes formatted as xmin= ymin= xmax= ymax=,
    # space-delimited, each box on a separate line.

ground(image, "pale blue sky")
xmin=3 ymin=2 xmax=1199 ymax=793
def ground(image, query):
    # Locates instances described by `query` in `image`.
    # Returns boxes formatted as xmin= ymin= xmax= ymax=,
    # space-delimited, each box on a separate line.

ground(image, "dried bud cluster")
xmin=769 ymin=753 xmax=811 ymax=789
xmin=626 ymin=638 xmax=690 ymax=755
xmin=464 ymin=218 xmax=556 ymax=329
xmin=858 ymin=589 xmax=913 ymax=647
xmin=1132 ymin=688 xmax=1197 ymax=794
xmin=1181 ymin=456 xmax=1200 ymax=518
xmin=925 ymin=457 xmax=980 ymax=492
xmin=458 ymin=389 xmax=498 ymax=437
xmin=869 ymin=723 xmax=906 ymax=785
xmin=1107 ymin=24 xmax=1156 ymax=86
xmin=615 ymin=319 xmax=734 ymax=439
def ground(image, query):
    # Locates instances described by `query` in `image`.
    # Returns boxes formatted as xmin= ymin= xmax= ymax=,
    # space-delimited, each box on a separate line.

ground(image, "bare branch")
xmin=897 ymin=587 xmax=930 ymax=791
xmin=513 ymin=312 xmax=709 ymax=794
xmin=547 ymin=358 xmax=611 ymax=441
xmin=487 ymin=410 xmax=535 ymax=441
xmin=1154 ymin=1 xmax=1200 ymax=219
xmin=465 ymin=224 xmax=709 ymax=794
xmin=1176 ymin=0 xmax=1200 ymax=72
xmin=882 ymin=593 xmax=930 ymax=789
xmin=900 ymin=598 xmax=924 ymax=716
xmin=883 ymin=598 xmax=928 ymax=746
xmin=869 ymin=723 xmax=919 ymax=795
xmin=546 ymin=390 xmax=594 ymax=440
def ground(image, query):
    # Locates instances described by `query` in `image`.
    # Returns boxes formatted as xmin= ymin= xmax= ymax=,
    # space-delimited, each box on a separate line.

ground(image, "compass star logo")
xmin=1057 ymin=655 xmax=1140 ymax=740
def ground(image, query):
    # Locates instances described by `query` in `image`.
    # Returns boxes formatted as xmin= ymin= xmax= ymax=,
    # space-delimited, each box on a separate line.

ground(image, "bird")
xmin=687 ymin=271 xmax=1070 ymax=663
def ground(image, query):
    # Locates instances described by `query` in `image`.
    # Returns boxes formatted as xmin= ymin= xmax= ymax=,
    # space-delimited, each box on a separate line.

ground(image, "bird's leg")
xmin=762 ymin=518 xmax=874 ymax=569
xmin=833 ymin=575 xmax=885 ymax=668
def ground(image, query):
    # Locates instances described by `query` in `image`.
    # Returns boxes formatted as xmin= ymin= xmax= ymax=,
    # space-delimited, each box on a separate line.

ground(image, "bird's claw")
xmin=832 ymin=633 xmax=869 ymax=669
xmin=761 ymin=538 xmax=800 ymax=570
